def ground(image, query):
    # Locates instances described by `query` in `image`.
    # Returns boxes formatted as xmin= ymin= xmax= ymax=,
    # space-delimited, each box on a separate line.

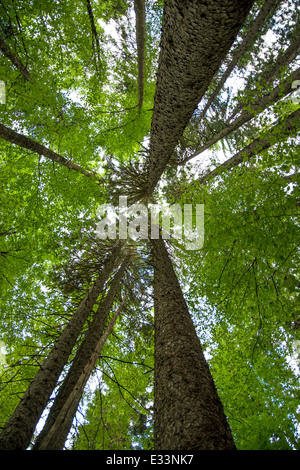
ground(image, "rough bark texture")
xmin=145 ymin=0 xmax=255 ymax=197
xmin=37 ymin=296 xmax=126 ymax=451
xmin=0 ymin=123 xmax=98 ymax=179
xmin=151 ymin=238 xmax=236 ymax=450
xmin=33 ymin=259 xmax=128 ymax=450
xmin=197 ymin=107 xmax=300 ymax=184
xmin=198 ymin=0 xmax=282 ymax=122
xmin=0 ymin=244 xmax=121 ymax=450
xmin=134 ymin=0 xmax=146 ymax=111
xmin=180 ymin=67 xmax=300 ymax=165
xmin=0 ymin=36 xmax=31 ymax=81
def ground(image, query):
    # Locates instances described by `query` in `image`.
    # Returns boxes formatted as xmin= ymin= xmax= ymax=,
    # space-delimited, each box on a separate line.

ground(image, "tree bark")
xmin=33 ymin=258 xmax=129 ymax=450
xmin=0 ymin=123 xmax=99 ymax=179
xmin=86 ymin=0 xmax=102 ymax=73
xmin=0 ymin=243 xmax=122 ymax=450
xmin=179 ymin=67 xmax=300 ymax=165
xmin=36 ymin=297 xmax=126 ymax=451
xmin=144 ymin=0 xmax=255 ymax=197
xmin=151 ymin=237 xmax=236 ymax=450
xmin=134 ymin=0 xmax=146 ymax=112
xmin=0 ymin=36 xmax=31 ymax=81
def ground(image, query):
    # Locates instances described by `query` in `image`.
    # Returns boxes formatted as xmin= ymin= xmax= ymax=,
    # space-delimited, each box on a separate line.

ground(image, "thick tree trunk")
xmin=0 ymin=123 xmax=98 ymax=179
xmin=0 ymin=36 xmax=31 ymax=81
xmin=33 ymin=258 xmax=129 ymax=450
xmin=179 ymin=67 xmax=300 ymax=165
xmin=151 ymin=238 xmax=236 ymax=450
xmin=145 ymin=0 xmax=255 ymax=197
xmin=0 ymin=243 xmax=121 ymax=450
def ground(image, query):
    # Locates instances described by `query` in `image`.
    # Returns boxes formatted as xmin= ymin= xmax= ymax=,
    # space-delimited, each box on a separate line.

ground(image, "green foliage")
xmin=0 ymin=0 xmax=299 ymax=451
xmin=69 ymin=291 xmax=154 ymax=450
xmin=175 ymin=160 xmax=300 ymax=449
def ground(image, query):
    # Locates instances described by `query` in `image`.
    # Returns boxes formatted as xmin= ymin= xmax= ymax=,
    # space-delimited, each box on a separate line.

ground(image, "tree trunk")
xmin=134 ymin=0 xmax=146 ymax=112
xmin=0 ymin=243 xmax=121 ymax=450
xmin=36 ymin=297 xmax=126 ymax=451
xmin=33 ymin=258 xmax=129 ymax=450
xmin=145 ymin=0 xmax=255 ymax=197
xmin=151 ymin=237 xmax=236 ymax=450
xmin=85 ymin=0 xmax=102 ymax=73
xmin=0 ymin=123 xmax=98 ymax=179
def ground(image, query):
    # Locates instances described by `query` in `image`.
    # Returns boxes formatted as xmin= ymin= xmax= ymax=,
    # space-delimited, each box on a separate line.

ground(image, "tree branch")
xmin=179 ymin=67 xmax=300 ymax=165
xmin=195 ymin=107 xmax=300 ymax=185
xmin=0 ymin=35 xmax=31 ymax=81
xmin=85 ymin=0 xmax=102 ymax=74
xmin=0 ymin=123 xmax=100 ymax=179
xmin=198 ymin=0 xmax=282 ymax=122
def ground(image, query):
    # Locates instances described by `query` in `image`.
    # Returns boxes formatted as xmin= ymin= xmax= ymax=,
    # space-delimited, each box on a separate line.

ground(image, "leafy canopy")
xmin=0 ymin=0 xmax=299 ymax=450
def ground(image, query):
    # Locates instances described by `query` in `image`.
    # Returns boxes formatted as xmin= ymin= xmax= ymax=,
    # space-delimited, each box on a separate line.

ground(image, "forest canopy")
xmin=0 ymin=0 xmax=299 ymax=451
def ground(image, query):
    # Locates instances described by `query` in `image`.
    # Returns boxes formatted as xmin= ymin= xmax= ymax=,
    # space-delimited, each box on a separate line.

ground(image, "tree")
xmin=34 ymin=256 xmax=130 ymax=450
xmin=144 ymin=0 xmax=255 ymax=197
xmin=134 ymin=0 xmax=146 ymax=112
xmin=197 ymin=0 xmax=282 ymax=123
xmin=151 ymin=237 xmax=236 ymax=450
xmin=0 ymin=242 xmax=122 ymax=450
xmin=0 ymin=0 xmax=299 ymax=451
